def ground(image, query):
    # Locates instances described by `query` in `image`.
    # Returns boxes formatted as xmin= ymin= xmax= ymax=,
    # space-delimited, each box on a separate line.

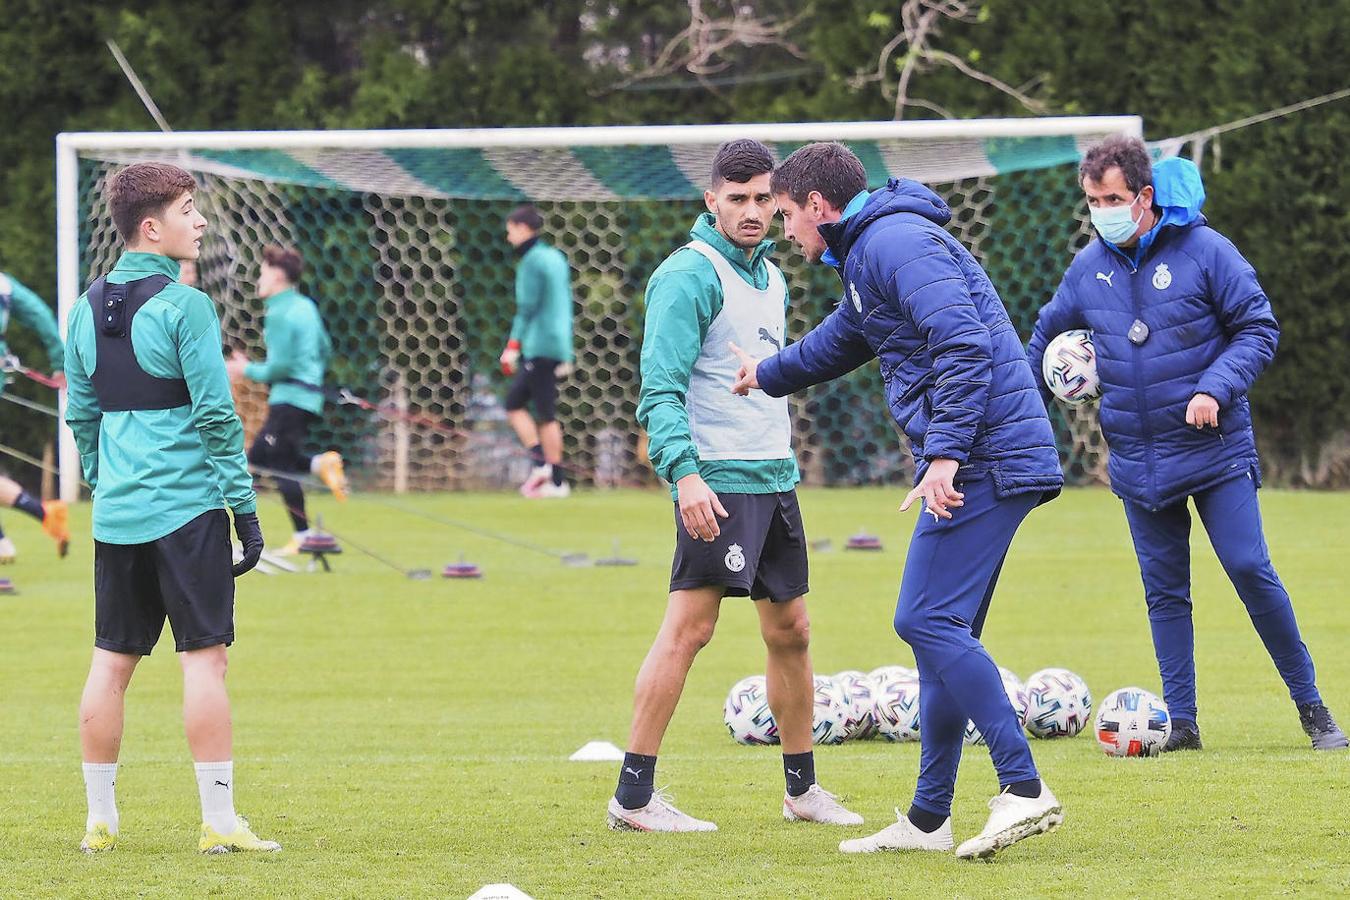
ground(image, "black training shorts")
xmin=248 ymin=402 xmax=318 ymax=473
xmin=504 ymin=357 xmax=561 ymax=423
xmin=94 ymin=509 xmax=235 ymax=656
xmin=669 ymin=490 xmax=808 ymax=602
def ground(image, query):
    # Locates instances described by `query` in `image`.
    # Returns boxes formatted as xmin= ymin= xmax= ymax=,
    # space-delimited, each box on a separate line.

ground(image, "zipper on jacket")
xmin=1127 ymin=264 xmax=1158 ymax=508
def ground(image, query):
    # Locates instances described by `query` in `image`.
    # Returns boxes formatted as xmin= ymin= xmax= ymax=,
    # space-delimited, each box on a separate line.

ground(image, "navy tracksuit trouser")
xmin=894 ymin=475 xmax=1042 ymax=818
xmin=1122 ymin=469 xmax=1321 ymax=723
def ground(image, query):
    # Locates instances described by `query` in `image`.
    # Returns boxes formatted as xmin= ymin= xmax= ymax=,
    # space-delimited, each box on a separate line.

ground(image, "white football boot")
xmin=606 ymin=791 xmax=717 ymax=832
xmin=0 ymin=537 xmax=15 ymax=563
xmin=839 ymin=809 xmax=953 ymax=853
xmin=519 ymin=465 xmax=552 ymax=497
xmin=531 ymin=480 xmax=571 ymax=499
xmin=955 ymin=783 xmax=1062 ymax=860
xmin=783 ymin=784 xmax=863 ymax=825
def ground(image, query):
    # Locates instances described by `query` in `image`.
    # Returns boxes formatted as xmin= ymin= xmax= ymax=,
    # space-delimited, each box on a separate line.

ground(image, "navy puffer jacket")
xmin=1026 ymin=157 xmax=1276 ymax=511
xmin=758 ymin=179 xmax=1063 ymax=499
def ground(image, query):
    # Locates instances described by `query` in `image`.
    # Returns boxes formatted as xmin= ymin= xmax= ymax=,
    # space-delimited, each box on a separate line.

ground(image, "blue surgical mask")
xmin=1090 ymin=193 xmax=1145 ymax=244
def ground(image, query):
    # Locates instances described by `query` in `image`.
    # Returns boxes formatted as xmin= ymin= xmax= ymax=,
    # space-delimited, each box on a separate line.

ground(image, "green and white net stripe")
xmin=75 ymin=130 xmax=1118 ymax=490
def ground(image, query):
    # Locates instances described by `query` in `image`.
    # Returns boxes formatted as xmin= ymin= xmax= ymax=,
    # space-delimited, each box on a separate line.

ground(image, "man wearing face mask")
xmin=1027 ymin=135 xmax=1346 ymax=752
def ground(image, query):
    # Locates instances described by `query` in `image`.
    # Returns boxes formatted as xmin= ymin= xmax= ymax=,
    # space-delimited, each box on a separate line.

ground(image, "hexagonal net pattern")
xmin=73 ymin=133 xmax=1115 ymax=491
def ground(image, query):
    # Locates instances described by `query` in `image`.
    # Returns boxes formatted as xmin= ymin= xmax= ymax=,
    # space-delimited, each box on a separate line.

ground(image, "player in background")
xmin=733 ymin=142 xmax=1064 ymax=859
xmin=1027 ymin=135 xmax=1346 ymax=752
xmin=500 ymin=204 xmax=575 ymax=498
xmin=608 ymin=139 xmax=862 ymax=833
xmin=65 ymin=161 xmax=277 ymax=854
xmin=227 ymin=245 xmax=347 ymax=553
xmin=0 ymin=270 xmax=70 ymax=561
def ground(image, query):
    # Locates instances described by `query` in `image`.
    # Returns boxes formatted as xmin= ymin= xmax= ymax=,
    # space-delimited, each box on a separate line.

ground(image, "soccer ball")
xmin=872 ymin=671 xmax=922 ymax=742
xmin=1024 ymin=668 xmax=1094 ymax=738
xmin=723 ymin=675 xmax=778 ymax=745
xmin=964 ymin=668 xmax=1029 ymax=746
xmin=1094 ymin=687 xmax=1171 ymax=757
xmin=1042 ymin=329 xmax=1101 ymax=405
xmin=867 ymin=664 xmax=918 ymax=684
xmin=811 ymin=675 xmax=852 ymax=745
xmin=833 ymin=670 xmax=880 ymax=740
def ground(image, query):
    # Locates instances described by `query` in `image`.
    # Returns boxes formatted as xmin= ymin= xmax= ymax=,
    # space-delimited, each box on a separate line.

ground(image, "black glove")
xmin=231 ymin=511 xmax=264 ymax=577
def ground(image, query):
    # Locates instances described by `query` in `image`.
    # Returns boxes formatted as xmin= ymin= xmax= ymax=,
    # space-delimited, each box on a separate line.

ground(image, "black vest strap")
xmin=87 ymin=275 xmax=192 ymax=412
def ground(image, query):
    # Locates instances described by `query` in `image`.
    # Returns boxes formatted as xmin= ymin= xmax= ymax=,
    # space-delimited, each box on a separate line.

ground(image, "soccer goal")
xmin=55 ymin=116 xmax=1140 ymax=502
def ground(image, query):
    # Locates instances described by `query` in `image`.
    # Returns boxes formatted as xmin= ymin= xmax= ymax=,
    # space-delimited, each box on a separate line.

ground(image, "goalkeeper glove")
xmin=231 ymin=511 xmax=264 ymax=577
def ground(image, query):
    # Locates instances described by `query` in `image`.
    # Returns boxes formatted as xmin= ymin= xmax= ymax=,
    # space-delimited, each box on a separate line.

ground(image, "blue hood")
xmin=1152 ymin=155 xmax=1205 ymax=228
xmin=820 ymin=179 xmax=952 ymax=269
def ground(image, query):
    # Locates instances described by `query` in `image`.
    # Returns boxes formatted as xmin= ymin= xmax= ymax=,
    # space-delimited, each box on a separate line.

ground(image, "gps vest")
xmin=86 ymin=275 xmax=192 ymax=411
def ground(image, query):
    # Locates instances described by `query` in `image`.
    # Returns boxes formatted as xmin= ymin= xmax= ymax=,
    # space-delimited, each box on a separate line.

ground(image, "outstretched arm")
xmin=753 ymin=297 xmax=873 ymax=397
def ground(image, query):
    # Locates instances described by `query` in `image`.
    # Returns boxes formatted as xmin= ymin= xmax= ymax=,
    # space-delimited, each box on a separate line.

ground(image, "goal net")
xmin=56 ymin=118 xmax=1141 ymax=499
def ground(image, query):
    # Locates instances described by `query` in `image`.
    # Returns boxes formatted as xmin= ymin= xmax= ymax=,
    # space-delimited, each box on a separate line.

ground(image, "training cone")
xmin=845 ymin=531 xmax=883 ymax=551
xmin=0 ymin=578 xmax=15 ymax=595
xmin=442 ymin=558 xmax=483 ymax=579
xmin=300 ymin=532 xmax=342 ymax=555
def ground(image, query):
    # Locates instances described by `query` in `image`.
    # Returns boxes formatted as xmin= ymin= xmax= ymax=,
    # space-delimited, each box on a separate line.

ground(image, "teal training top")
xmin=0 ymin=271 xmax=65 ymax=392
xmin=510 ymin=240 xmax=574 ymax=362
xmin=242 ymin=287 xmax=330 ymax=415
xmin=637 ymin=213 xmax=800 ymax=498
xmin=65 ymin=251 xmax=257 ymax=544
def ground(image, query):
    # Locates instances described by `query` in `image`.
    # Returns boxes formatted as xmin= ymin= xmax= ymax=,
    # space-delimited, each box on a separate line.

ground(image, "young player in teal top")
xmin=227 ymin=245 xmax=347 ymax=554
xmin=499 ymin=205 xmax=575 ymax=497
xmin=607 ymin=140 xmax=861 ymax=834
xmin=65 ymin=161 xmax=278 ymax=855
xmin=0 ymin=270 xmax=70 ymax=561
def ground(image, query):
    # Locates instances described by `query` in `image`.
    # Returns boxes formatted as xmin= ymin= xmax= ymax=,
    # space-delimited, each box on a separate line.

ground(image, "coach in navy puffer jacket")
xmin=1027 ymin=136 xmax=1344 ymax=752
xmin=1028 ymin=155 xmax=1275 ymax=511
xmin=759 ymin=179 xmax=1063 ymax=499
xmin=741 ymin=144 xmax=1065 ymax=849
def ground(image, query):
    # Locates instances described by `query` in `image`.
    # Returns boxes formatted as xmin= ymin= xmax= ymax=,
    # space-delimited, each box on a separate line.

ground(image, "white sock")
xmin=194 ymin=761 xmax=237 ymax=834
xmin=83 ymin=762 xmax=119 ymax=833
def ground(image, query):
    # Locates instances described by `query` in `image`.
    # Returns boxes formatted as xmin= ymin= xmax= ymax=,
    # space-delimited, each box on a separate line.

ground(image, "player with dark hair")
xmin=1028 ymin=135 xmax=1346 ymax=752
xmin=65 ymin=161 xmax=278 ymax=854
xmin=734 ymin=141 xmax=1064 ymax=859
xmin=608 ymin=139 xmax=861 ymax=833
xmin=0 ymin=269 xmax=69 ymax=561
xmin=501 ymin=204 xmax=575 ymax=497
xmin=228 ymin=244 xmax=347 ymax=554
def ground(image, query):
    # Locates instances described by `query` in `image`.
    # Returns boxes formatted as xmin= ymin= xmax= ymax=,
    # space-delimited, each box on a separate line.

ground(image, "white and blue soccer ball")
xmin=1024 ymin=668 xmax=1094 ymax=738
xmin=1042 ymin=329 xmax=1101 ymax=405
xmin=723 ymin=675 xmax=779 ymax=745
xmin=964 ymin=668 xmax=1029 ymax=746
xmin=1095 ymin=686 xmax=1171 ymax=757
xmin=811 ymin=675 xmax=852 ymax=745
xmin=872 ymin=671 xmax=922 ymax=742
xmin=833 ymin=670 xmax=880 ymax=740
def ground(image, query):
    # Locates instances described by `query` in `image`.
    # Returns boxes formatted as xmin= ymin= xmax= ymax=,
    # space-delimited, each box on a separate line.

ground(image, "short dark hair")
xmin=710 ymin=139 xmax=775 ymax=186
xmin=770 ymin=142 xmax=868 ymax=209
xmin=263 ymin=244 xmax=303 ymax=283
xmin=1080 ymin=134 xmax=1153 ymax=193
xmin=108 ymin=162 xmax=197 ymax=243
xmin=506 ymin=204 xmax=544 ymax=231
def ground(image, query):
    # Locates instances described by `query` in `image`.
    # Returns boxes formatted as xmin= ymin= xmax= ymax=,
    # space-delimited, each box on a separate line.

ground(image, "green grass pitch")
xmin=1 ymin=486 xmax=1347 ymax=897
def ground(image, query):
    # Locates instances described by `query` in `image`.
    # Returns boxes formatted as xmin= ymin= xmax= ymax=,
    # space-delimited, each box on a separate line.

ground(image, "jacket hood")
xmin=1152 ymin=155 xmax=1205 ymax=228
xmin=820 ymin=178 xmax=952 ymax=266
